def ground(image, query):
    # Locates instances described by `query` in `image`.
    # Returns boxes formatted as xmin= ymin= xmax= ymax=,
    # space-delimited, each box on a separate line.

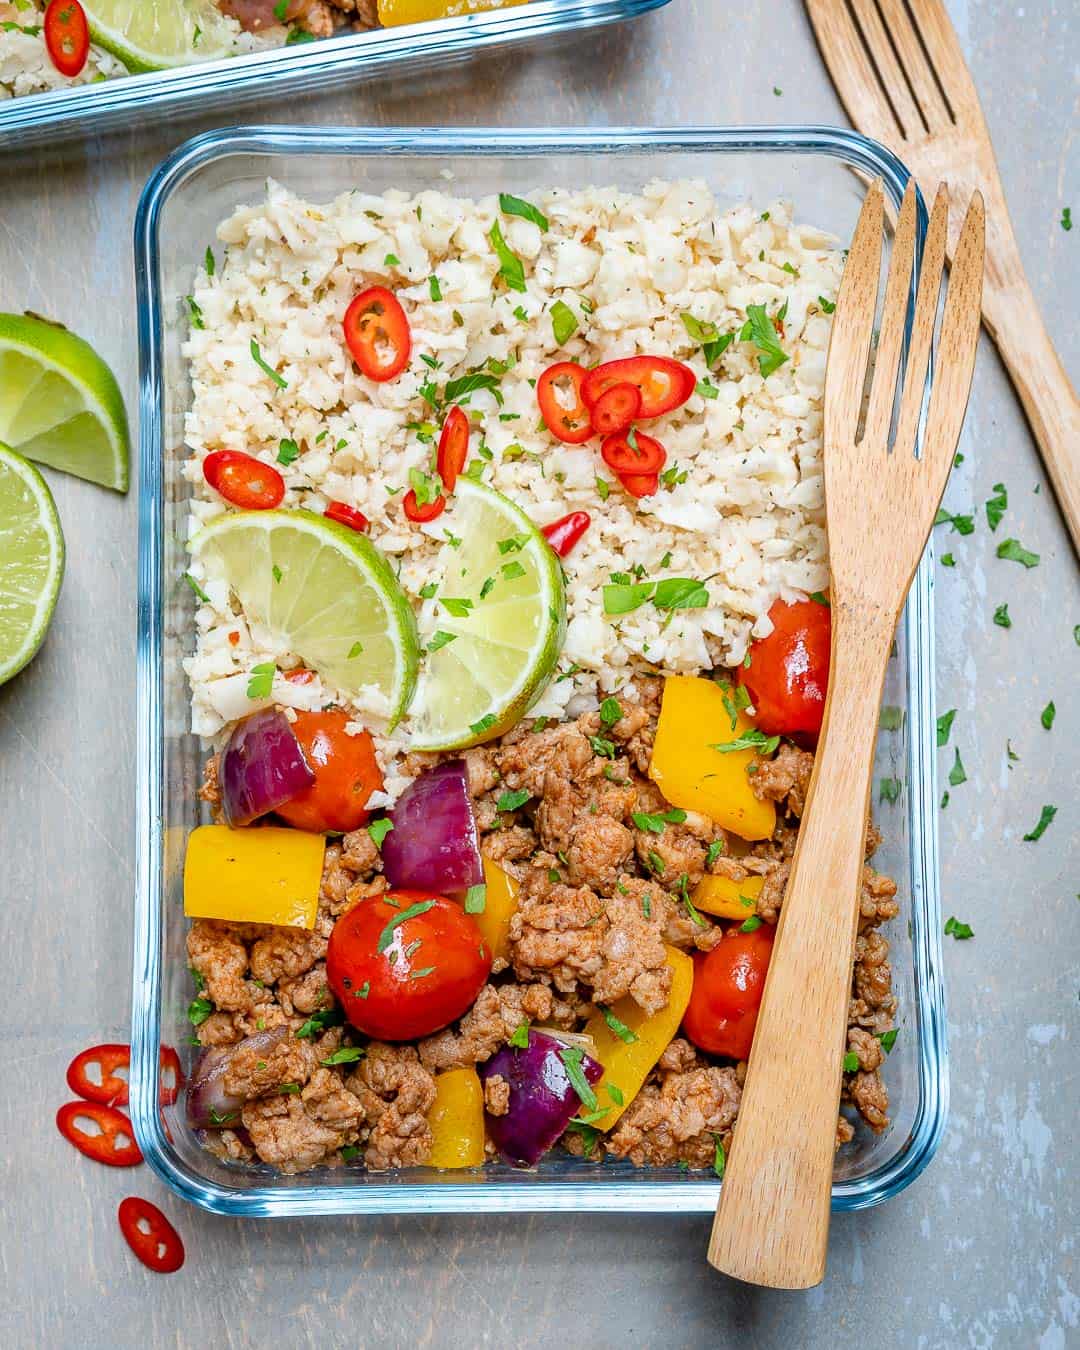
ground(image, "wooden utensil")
xmin=708 ymin=179 xmax=985 ymax=1289
xmin=806 ymin=0 xmax=1080 ymax=555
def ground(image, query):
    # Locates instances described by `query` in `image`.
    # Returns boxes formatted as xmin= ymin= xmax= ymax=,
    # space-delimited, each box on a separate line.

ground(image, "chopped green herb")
xmin=654 ymin=577 xmax=709 ymax=610
xmin=464 ymin=883 xmax=487 ymax=914
xmin=739 ymin=303 xmax=788 ymax=377
xmin=601 ymin=1007 xmax=638 ymax=1044
xmin=818 ymin=295 xmax=836 ymax=314
xmin=376 ymin=900 xmax=436 ymax=953
xmin=941 ymin=791 xmax=950 ymax=809
xmin=322 ymin=1047 xmax=365 ymax=1066
xmin=497 ymin=788 xmax=531 ymax=813
xmin=1040 ymin=700 xmax=1056 ymax=730
xmin=595 ymin=476 xmax=610 ymax=501
xmin=186 ymin=296 xmax=205 ymax=330
xmin=993 ymin=602 xmax=1012 ymax=628
xmin=383 ymin=252 xmax=400 ymax=267
xmin=444 ymin=371 xmax=502 ymax=403
xmin=488 ymin=219 xmax=527 ymax=293
xmin=509 ymin=1020 xmax=530 ymax=1049
xmin=740 ymin=915 xmax=763 ymax=933
xmin=985 ymin=482 xmax=1008 ymax=531
xmin=501 ymin=560 xmax=526 ymax=581
xmin=246 ymin=662 xmax=275 ymax=700
xmin=710 ymin=729 xmax=780 ymax=756
xmin=880 ymin=706 xmax=904 ymax=731
xmin=879 ymin=777 xmax=901 ymax=804
xmin=842 ymin=1051 xmax=860 ymax=1073
xmin=498 ymin=193 xmax=549 ymax=232
xmin=941 ymin=553 xmax=956 ymax=567
xmin=996 ymin=537 xmax=1040 ymax=568
xmin=696 ymin=378 xmax=720 ymax=401
xmin=934 ymin=508 xmax=975 ymax=535
xmin=936 ymin=709 xmax=957 ymax=746
xmin=589 ymin=735 xmax=616 ymax=760
xmin=705 ymin=840 xmax=724 ymax=868
xmin=410 ymin=967 xmax=437 ymax=980
xmin=271 ymin=564 xmax=282 ymax=585
xmin=1062 ymin=206 xmax=1073 ymax=232
xmin=1022 ymin=804 xmax=1057 ymax=842
xmin=277 ymin=438 xmax=300 ymax=466
xmin=944 ymin=916 xmax=974 ymax=940
xmin=428 ymin=275 xmax=442 ymax=301
xmin=441 ymin=596 xmax=474 ymax=618
xmin=204 ymin=245 xmax=215 ymax=276
xmin=418 ymin=581 xmax=438 ymax=599
xmin=713 ymin=1136 xmax=726 ymax=1179
xmin=497 ymin=533 xmax=528 ymax=556
xmin=607 ymin=1083 xmax=624 ymax=1106
xmin=367 ymin=818 xmax=393 ymax=849
xmin=598 ymin=697 xmax=623 ymax=728
xmin=559 ymin=1046 xmax=598 ymax=1111
xmin=183 ymin=572 xmax=209 ymax=604
xmin=354 ymin=981 xmax=370 ymax=1000
xmin=187 ymin=997 xmax=213 ymax=1026
xmin=470 ymin=713 xmax=497 ymax=736
xmin=427 ymin=631 xmax=456 ymax=653
xmin=250 ymin=339 xmax=287 ymax=389
xmin=479 ymin=576 xmax=496 ymax=600
xmin=878 ymin=1029 xmax=898 ymax=1053
xmin=340 ymin=1145 xmax=361 ymax=1162
xmin=948 ymin=748 xmax=967 ymax=787
xmin=551 ymin=299 xmax=579 ymax=346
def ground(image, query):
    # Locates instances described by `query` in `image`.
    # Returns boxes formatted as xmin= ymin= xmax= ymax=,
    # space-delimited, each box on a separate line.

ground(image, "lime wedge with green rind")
xmin=83 ymin=0 xmax=235 ymax=73
xmin=410 ymin=478 xmax=566 ymax=752
xmin=0 ymin=442 xmax=65 ymax=687
xmin=191 ymin=508 xmax=419 ymax=726
xmin=0 ymin=312 xmax=129 ymax=493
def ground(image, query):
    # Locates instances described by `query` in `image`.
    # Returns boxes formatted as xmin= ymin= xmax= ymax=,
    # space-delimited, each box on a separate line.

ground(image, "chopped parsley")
xmin=246 ymin=662 xmax=275 ymax=699
xmin=879 ymin=777 xmax=901 ymax=804
xmin=464 ymin=883 xmax=486 ymax=914
xmin=186 ymin=296 xmax=205 ymax=329
xmin=631 ymin=808 xmax=687 ymax=833
xmin=441 ymin=596 xmax=473 ymax=618
xmin=696 ymin=378 xmax=720 ymax=400
xmin=1040 ymin=700 xmax=1056 ymax=730
xmin=985 ymin=482 xmax=1007 ymax=531
xmin=993 ymin=602 xmax=1012 ymax=628
xmin=347 ymin=641 xmax=364 ymax=659
xmin=878 ymin=1028 xmax=898 ymax=1053
xmin=427 ymin=631 xmax=456 ymax=653
xmin=428 ymin=275 xmax=442 ymax=301
xmin=470 ymin=713 xmax=497 ymax=736
xmin=272 ymin=564 xmax=282 ymax=584
xmin=936 ymin=708 xmax=957 ymax=746
xmin=444 ymin=371 xmax=502 ymax=403
xmin=713 ymin=1136 xmax=726 ymax=1179
xmin=408 ymin=466 xmax=441 ymax=507
xmin=1022 ymin=804 xmax=1057 ymax=842
xmin=680 ymin=312 xmax=734 ymax=367
xmin=277 ymin=438 xmax=300 ymax=465
xmin=354 ymin=982 xmax=370 ymax=1000
xmin=551 ymin=300 xmax=579 ymax=346
xmin=589 ymin=735 xmax=616 ymax=760
xmin=479 ymin=576 xmax=496 ymax=600
xmin=996 ymin=537 xmax=1040 ymax=568
xmin=498 ymin=193 xmax=549 ymax=233
xmin=410 ymin=967 xmax=437 ymax=980
xmin=509 ymin=1020 xmax=530 ymax=1049
xmin=705 ymin=840 xmax=724 ymax=868
xmin=842 ymin=1051 xmax=860 ymax=1073
xmin=944 ymin=916 xmax=974 ymax=940
xmin=559 ymin=1046 xmax=598 ymax=1112
xmin=295 ymin=1008 xmax=344 ymax=1039
xmin=376 ymin=899 xmax=436 ymax=953
xmin=367 ymin=817 xmax=394 ymax=849
xmin=948 ymin=748 xmax=967 ymax=787
xmin=818 ymin=294 xmax=836 ymax=314
xmin=383 ymin=252 xmax=400 ymax=267
xmin=740 ymin=915 xmax=763 ymax=933
xmin=340 ymin=1145 xmax=361 ymax=1162
xmin=739 ymin=303 xmax=788 ymax=377
xmin=941 ymin=553 xmax=956 ymax=567
xmin=934 ymin=508 xmax=975 ymax=535
xmin=488 ymin=219 xmax=527 ymax=293
xmin=497 ymin=533 xmax=528 ymax=555
xmin=1062 ymin=206 xmax=1073 ymax=231
xmin=250 ymin=338 xmax=287 ymax=389
xmin=710 ymin=729 xmax=780 ymax=756
xmin=419 ymin=581 xmax=438 ymax=599
xmin=497 ymin=788 xmax=531 ymax=813
xmin=183 ymin=572 xmax=209 ymax=604
xmin=501 ymin=560 xmax=526 ymax=581
xmin=204 ymin=245 xmax=215 ymax=276
xmin=599 ymin=697 xmax=623 ymax=728
xmin=600 ymin=1007 xmax=638 ymax=1044
xmin=187 ymin=996 xmax=213 ymax=1026
xmin=321 ymin=1047 xmax=365 ymax=1066
xmin=595 ymin=476 xmax=610 ymax=501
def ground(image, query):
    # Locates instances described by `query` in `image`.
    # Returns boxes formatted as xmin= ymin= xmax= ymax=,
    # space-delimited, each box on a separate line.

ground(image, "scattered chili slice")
xmin=343 ymin=286 xmax=411 ymax=382
xmin=117 ymin=1198 xmax=185 ymax=1274
xmin=436 ymin=405 xmax=470 ymax=491
xmin=403 ymin=489 xmax=447 ymax=523
xmin=157 ymin=1047 xmax=182 ymax=1106
xmin=589 ymin=382 xmax=642 ymax=436
xmin=65 ymin=1045 xmax=181 ymax=1108
xmin=601 ymin=429 xmax=667 ymax=477
xmin=583 ymin=356 xmax=695 ymax=419
xmin=325 ymin=500 xmax=370 ymax=532
xmin=203 ymin=450 xmax=285 ymax=510
xmin=284 ymin=667 xmax=317 ymax=685
xmin=536 ymin=361 xmax=593 ymax=444
xmin=56 ymin=1101 xmax=143 ymax=1167
xmin=619 ymin=472 xmax=660 ymax=500
xmin=44 ymin=0 xmax=89 ymax=79
xmin=542 ymin=511 xmax=592 ymax=558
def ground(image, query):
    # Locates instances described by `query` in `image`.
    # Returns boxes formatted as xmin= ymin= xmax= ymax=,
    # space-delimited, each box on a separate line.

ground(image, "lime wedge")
xmin=0 ymin=313 xmax=129 ymax=493
xmin=0 ymin=443 xmax=65 ymax=687
xmin=410 ymin=479 xmax=566 ymax=752
xmin=83 ymin=0 xmax=235 ymax=72
xmin=191 ymin=509 xmax=419 ymax=726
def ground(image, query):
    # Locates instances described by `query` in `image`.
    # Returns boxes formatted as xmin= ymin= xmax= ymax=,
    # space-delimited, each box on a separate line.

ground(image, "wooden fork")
xmin=707 ymin=179 xmax=985 ymax=1289
xmin=807 ymin=0 xmax=1080 ymax=555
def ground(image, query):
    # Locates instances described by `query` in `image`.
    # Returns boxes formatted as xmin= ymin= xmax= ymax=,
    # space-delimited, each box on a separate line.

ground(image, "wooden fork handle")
xmin=708 ymin=613 xmax=894 ymax=1288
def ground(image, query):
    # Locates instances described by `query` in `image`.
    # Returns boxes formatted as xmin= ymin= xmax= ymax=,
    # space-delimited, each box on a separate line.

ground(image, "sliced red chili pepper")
xmin=619 ymin=472 xmax=660 ymax=500
xmin=601 ymin=430 xmax=667 ymax=477
xmin=65 ymin=1045 xmax=181 ymax=1108
xmin=118 ymin=1198 xmax=185 ymax=1274
xmin=284 ymin=668 xmax=317 ymax=685
xmin=589 ymin=382 xmax=642 ymax=436
xmin=157 ymin=1047 xmax=182 ymax=1107
xmin=583 ymin=356 xmax=696 ymax=420
xmin=56 ymin=1101 xmax=143 ymax=1167
xmin=436 ymin=405 xmax=470 ymax=491
xmin=536 ymin=362 xmax=593 ymax=444
xmin=44 ymin=0 xmax=89 ymax=79
xmin=203 ymin=450 xmax=285 ymax=510
xmin=343 ymin=286 xmax=411 ymax=382
xmin=325 ymin=500 xmax=370 ymax=532
xmin=541 ymin=511 xmax=592 ymax=558
xmin=403 ymin=489 xmax=446 ymax=523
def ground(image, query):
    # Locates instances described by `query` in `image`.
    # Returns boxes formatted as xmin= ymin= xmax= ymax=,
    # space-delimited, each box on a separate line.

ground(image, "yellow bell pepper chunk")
xmin=648 ymin=675 xmax=776 ymax=841
xmin=378 ymin=0 xmax=528 ymax=27
xmin=583 ymin=946 xmax=695 ymax=1131
xmin=472 ymin=857 xmax=520 ymax=965
xmin=427 ymin=1067 xmax=486 ymax=1168
xmin=183 ymin=824 xmax=325 ymax=929
xmin=692 ymin=873 xmax=764 ymax=921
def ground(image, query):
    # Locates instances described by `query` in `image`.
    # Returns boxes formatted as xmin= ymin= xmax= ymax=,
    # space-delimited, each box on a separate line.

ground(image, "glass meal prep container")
xmin=132 ymin=124 xmax=949 ymax=1217
xmin=0 ymin=0 xmax=670 ymax=151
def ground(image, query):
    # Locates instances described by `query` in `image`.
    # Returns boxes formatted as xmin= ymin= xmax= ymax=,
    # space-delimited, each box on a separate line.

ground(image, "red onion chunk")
xmin=221 ymin=709 xmax=315 ymax=827
xmin=186 ymin=1026 xmax=288 ymax=1128
xmin=479 ymin=1031 xmax=603 ymax=1167
xmin=382 ymin=760 xmax=483 ymax=893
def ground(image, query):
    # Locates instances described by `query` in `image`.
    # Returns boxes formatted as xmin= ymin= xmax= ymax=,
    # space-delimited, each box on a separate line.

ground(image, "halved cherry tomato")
xmin=436 ymin=405 xmax=470 ymax=491
xmin=537 ymin=361 xmax=593 ymax=444
xmin=589 ymin=382 xmax=642 ymax=436
xmin=325 ymin=501 xmax=369 ymax=532
xmin=203 ymin=450 xmax=285 ymax=510
xmin=541 ymin=511 xmax=591 ymax=558
xmin=327 ymin=891 xmax=492 ymax=1041
xmin=601 ymin=430 xmax=667 ymax=477
xmin=618 ymin=473 xmax=660 ymax=500
xmin=118 ymin=1198 xmax=185 ymax=1274
xmin=56 ymin=1101 xmax=143 ymax=1167
xmin=274 ymin=711 xmax=383 ymax=834
xmin=65 ymin=1045 xmax=181 ymax=1108
xmin=737 ymin=598 xmax=831 ymax=739
xmin=343 ymin=286 xmax=411 ymax=382
xmin=44 ymin=0 xmax=89 ymax=79
xmin=403 ymin=489 xmax=446 ymax=523
xmin=682 ymin=923 xmax=776 ymax=1060
xmin=583 ymin=356 xmax=695 ymax=420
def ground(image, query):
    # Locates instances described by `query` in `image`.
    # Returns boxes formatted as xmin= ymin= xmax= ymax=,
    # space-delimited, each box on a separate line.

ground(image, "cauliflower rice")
xmin=182 ymin=177 xmax=840 ymax=797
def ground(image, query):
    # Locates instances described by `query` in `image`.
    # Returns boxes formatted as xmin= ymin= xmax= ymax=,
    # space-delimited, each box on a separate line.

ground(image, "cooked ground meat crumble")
xmin=189 ymin=676 xmax=899 ymax=1174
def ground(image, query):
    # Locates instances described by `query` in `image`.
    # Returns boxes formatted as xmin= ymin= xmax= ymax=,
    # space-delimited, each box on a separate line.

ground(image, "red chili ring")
xmin=118 ymin=1198 xmax=185 ymax=1274
xmin=56 ymin=1101 xmax=143 ymax=1167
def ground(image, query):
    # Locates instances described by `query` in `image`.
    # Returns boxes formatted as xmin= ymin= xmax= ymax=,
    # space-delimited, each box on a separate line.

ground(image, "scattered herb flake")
xmin=842 ymin=1051 xmax=860 ymax=1073
xmin=427 ymin=631 xmax=456 ymax=653
xmin=996 ymin=537 xmax=1040 ymax=568
xmin=993 ymin=602 xmax=1012 ymax=628
xmin=367 ymin=818 xmax=393 ymax=849
xmin=985 ymin=482 xmax=1008 ymax=531
xmin=497 ymin=788 xmax=531 ymax=813
xmin=936 ymin=709 xmax=957 ymax=746
xmin=250 ymin=338 xmax=287 ymax=389
xmin=498 ymin=193 xmax=549 ymax=233
xmin=551 ymin=299 xmax=579 ymax=346
xmin=1022 ymin=804 xmax=1057 ymax=842
xmin=948 ymin=748 xmax=967 ymax=787
xmin=509 ymin=1020 xmax=530 ymax=1049
xmin=470 ymin=713 xmax=497 ymax=737
xmin=428 ymin=275 xmax=442 ymax=301
xmin=710 ymin=729 xmax=780 ymax=756
xmin=246 ymin=662 xmax=275 ymax=700
xmin=739 ymin=303 xmax=788 ymax=377
xmin=879 ymin=777 xmax=901 ymax=804
xmin=1040 ymin=700 xmax=1056 ymax=730
xmin=944 ymin=916 xmax=974 ymax=940
xmin=183 ymin=572 xmax=209 ymax=604
xmin=934 ymin=508 xmax=975 ymax=535
xmin=277 ymin=438 xmax=300 ymax=466
xmin=559 ymin=1046 xmax=598 ymax=1112
xmin=464 ymin=884 xmax=487 ymax=914
xmin=321 ymin=1047 xmax=365 ymax=1066
xmin=376 ymin=899 xmax=436 ymax=953
xmin=488 ymin=218 xmax=527 ymax=293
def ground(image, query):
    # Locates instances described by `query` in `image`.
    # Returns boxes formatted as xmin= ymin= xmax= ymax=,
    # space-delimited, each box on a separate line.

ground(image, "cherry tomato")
xmin=589 ymin=382 xmax=642 ymax=436
xmin=44 ymin=0 xmax=89 ymax=78
xmin=436 ymin=405 xmax=470 ymax=491
xmin=343 ymin=286 xmax=411 ymax=382
xmin=56 ymin=1101 xmax=143 ymax=1167
xmin=403 ymin=489 xmax=446 ymax=523
xmin=582 ymin=356 xmax=695 ymax=420
xmin=274 ymin=711 xmax=383 ymax=834
xmin=202 ymin=450 xmax=285 ymax=510
xmin=618 ymin=472 xmax=660 ymax=500
xmin=682 ymin=923 xmax=776 ymax=1060
xmin=327 ymin=891 xmax=492 ymax=1041
xmin=325 ymin=500 xmax=369 ymax=532
xmin=601 ymin=429 xmax=667 ymax=477
xmin=737 ymin=598 xmax=831 ymax=739
xmin=65 ymin=1045 xmax=181 ymax=1108
xmin=118 ymin=1198 xmax=185 ymax=1274
xmin=537 ymin=362 xmax=593 ymax=444
xmin=541 ymin=511 xmax=591 ymax=558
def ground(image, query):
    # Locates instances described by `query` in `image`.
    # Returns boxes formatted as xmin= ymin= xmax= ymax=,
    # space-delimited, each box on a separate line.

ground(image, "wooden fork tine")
xmin=849 ymin=0 xmax=923 ymax=141
xmin=805 ymin=0 xmax=900 ymax=144
xmin=892 ymin=183 xmax=950 ymax=457
xmin=862 ymin=180 xmax=918 ymax=449
xmin=905 ymin=0 xmax=981 ymax=119
xmin=825 ymin=179 xmax=883 ymax=451
xmin=876 ymin=0 xmax=953 ymax=133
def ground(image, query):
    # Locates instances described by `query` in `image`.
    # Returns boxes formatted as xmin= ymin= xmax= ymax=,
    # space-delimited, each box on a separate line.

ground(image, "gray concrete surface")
xmin=0 ymin=1 xmax=1076 ymax=1346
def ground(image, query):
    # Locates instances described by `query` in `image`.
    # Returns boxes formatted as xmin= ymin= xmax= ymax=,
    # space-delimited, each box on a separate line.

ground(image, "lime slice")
xmin=83 ymin=0 xmax=235 ymax=73
xmin=410 ymin=479 xmax=566 ymax=752
xmin=0 ymin=443 xmax=65 ymax=687
xmin=0 ymin=312 xmax=129 ymax=493
xmin=191 ymin=509 xmax=419 ymax=726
